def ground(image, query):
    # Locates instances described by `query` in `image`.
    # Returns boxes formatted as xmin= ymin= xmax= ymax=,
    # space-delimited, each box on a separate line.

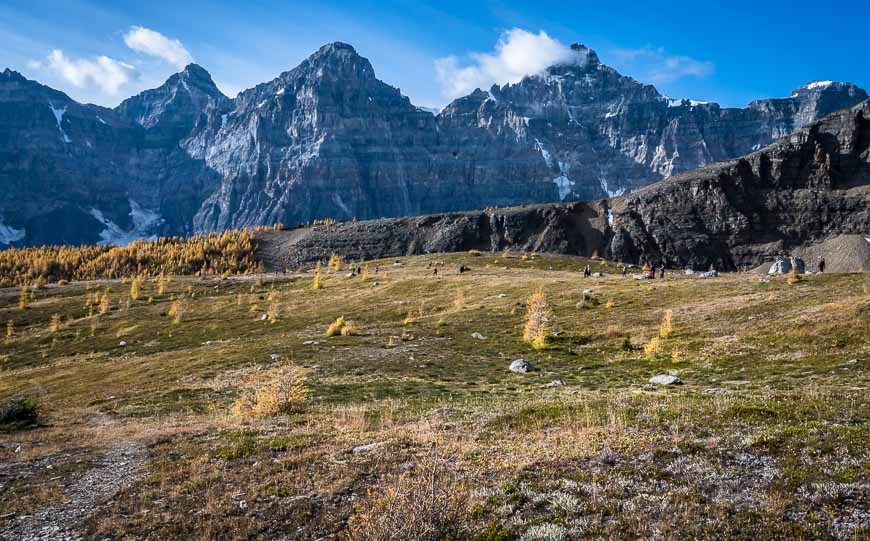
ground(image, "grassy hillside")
xmin=1 ymin=252 xmax=868 ymax=539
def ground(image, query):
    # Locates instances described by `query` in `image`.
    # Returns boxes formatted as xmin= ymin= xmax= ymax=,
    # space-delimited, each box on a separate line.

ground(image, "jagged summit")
xmin=568 ymin=43 xmax=601 ymax=66
xmin=115 ymin=63 xmax=230 ymax=134
xmin=789 ymin=80 xmax=867 ymax=99
xmin=1 ymin=39 xmax=868 ymax=247
xmin=1 ymin=68 xmax=26 ymax=81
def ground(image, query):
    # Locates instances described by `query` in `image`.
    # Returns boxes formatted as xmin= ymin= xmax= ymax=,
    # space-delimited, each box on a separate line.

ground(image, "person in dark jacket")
xmin=818 ymin=257 xmax=826 ymax=273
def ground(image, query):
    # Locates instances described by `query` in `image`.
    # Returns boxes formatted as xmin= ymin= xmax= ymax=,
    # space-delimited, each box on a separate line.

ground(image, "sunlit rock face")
xmin=0 ymin=42 xmax=866 ymax=246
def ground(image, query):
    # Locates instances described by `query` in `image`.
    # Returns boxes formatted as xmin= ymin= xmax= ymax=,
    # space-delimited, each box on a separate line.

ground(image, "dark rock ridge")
xmin=0 ymin=42 xmax=866 ymax=246
xmin=255 ymin=99 xmax=870 ymax=272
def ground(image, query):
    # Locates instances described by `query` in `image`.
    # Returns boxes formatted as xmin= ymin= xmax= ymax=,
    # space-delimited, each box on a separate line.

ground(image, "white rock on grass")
xmin=510 ymin=359 xmax=533 ymax=373
xmin=649 ymin=374 xmax=682 ymax=385
xmin=352 ymin=441 xmax=387 ymax=454
xmin=471 ymin=332 xmax=487 ymax=340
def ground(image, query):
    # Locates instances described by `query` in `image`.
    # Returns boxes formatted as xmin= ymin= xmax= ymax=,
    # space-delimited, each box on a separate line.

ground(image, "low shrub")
xmin=0 ymin=397 xmax=39 ymax=428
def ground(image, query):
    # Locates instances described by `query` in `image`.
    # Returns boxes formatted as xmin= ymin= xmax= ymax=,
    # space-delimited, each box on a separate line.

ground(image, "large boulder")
xmin=768 ymin=257 xmax=806 ymax=275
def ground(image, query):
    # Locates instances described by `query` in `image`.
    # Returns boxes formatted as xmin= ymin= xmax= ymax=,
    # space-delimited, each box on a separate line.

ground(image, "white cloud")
xmin=123 ymin=26 xmax=193 ymax=69
xmin=435 ymin=28 xmax=578 ymax=100
xmin=28 ymin=50 xmax=135 ymax=95
xmin=610 ymin=45 xmax=713 ymax=84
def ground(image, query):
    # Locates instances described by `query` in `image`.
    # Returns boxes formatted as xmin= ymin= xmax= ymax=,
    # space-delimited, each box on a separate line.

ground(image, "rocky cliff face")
xmin=256 ymin=99 xmax=870 ymax=272
xmin=0 ymin=42 xmax=866 ymax=246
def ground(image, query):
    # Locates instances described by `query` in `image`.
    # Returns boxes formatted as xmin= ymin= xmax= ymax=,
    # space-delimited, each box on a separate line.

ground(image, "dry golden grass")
xmin=644 ymin=336 xmax=662 ymax=358
xmin=326 ymin=316 xmax=346 ymax=337
xmin=659 ymin=309 xmax=674 ymax=338
xmin=49 ymin=314 xmax=61 ymax=333
xmin=313 ymin=261 xmax=323 ymax=289
xmin=523 ymin=289 xmax=552 ymax=349
xmin=345 ymin=453 xmax=469 ymax=541
xmin=168 ymin=298 xmax=187 ymax=324
xmin=340 ymin=320 xmax=357 ymax=336
xmin=232 ymin=364 xmax=308 ymax=418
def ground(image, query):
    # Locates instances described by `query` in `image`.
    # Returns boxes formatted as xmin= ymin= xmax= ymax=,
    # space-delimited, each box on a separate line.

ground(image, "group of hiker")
xmin=584 ymin=262 xmax=666 ymax=279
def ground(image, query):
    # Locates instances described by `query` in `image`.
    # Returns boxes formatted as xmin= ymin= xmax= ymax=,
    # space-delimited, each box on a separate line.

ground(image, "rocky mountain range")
xmin=0 ymin=42 xmax=867 ymax=246
xmin=256 ymin=98 xmax=870 ymax=272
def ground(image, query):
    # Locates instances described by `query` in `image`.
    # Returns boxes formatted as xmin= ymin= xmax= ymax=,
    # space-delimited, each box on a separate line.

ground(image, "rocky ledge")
xmin=257 ymin=99 xmax=870 ymax=272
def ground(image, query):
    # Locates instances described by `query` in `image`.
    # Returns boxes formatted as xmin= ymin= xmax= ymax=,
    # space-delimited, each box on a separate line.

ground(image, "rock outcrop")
xmin=0 ymin=42 xmax=866 ymax=247
xmin=255 ymin=99 xmax=870 ymax=272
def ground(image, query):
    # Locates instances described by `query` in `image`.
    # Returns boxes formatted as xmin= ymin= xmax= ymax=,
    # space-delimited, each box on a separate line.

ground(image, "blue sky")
xmin=2 ymin=0 xmax=868 ymax=109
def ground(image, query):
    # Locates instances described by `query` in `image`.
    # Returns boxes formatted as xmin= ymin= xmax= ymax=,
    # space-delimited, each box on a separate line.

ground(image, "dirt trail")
xmin=1 ymin=431 xmax=146 ymax=541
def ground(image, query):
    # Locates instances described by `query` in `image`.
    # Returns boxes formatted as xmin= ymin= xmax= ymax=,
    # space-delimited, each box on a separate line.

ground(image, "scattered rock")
xmin=546 ymin=379 xmax=565 ymax=387
xmin=703 ymin=388 xmax=728 ymax=395
xmin=302 ymin=340 xmax=320 ymax=345
xmin=510 ymin=359 xmax=533 ymax=373
xmin=352 ymin=441 xmax=387 ymax=454
xmin=270 ymin=354 xmax=281 ymax=360
xmin=699 ymin=270 xmax=718 ymax=278
xmin=722 ymin=380 xmax=751 ymax=386
xmin=260 ymin=314 xmax=268 ymax=321
xmin=498 ymin=293 xmax=508 ymax=298
xmin=649 ymin=374 xmax=682 ymax=385
xmin=768 ymin=256 xmax=805 ymax=275
xmin=118 ymin=340 xmax=127 ymax=347
xmin=471 ymin=332 xmax=487 ymax=340
xmin=592 ymin=272 xmax=604 ymax=277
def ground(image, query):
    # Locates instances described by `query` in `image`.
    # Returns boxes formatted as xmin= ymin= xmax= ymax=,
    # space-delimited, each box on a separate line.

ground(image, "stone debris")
xmin=768 ymin=256 xmax=805 ymax=275
xmin=649 ymin=374 xmax=682 ymax=385
xmin=471 ymin=332 xmax=487 ymax=340
xmin=352 ymin=441 xmax=387 ymax=454
xmin=510 ymin=359 xmax=533 ymax=373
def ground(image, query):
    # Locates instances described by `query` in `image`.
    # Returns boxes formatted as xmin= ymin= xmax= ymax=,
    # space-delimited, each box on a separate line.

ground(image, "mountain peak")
xmin=315 ymin=41 xmax=358 ymax=55
xmin=790 ymin=80 xmax=867 ymax=99
xmin=1 ymin=68 xmax=26 ymax=82
xmin=285 ymin=41 xmax=376 ymax=83
xmin=569 ymin=43 xmax=600 ymax=66
xmin=181 ymin=63 xmax=212 ymax=81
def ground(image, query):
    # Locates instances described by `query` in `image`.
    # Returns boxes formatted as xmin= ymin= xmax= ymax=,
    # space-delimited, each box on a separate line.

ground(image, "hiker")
xmin=583 ymin=265 xmax=591 ymax=278
xmin=659 ymin=263 xmax=665 ymax=279
xmin=648 ymin=264 xmax=656 ymax=280
xmin=622 ymin=264 xmax=628 ymax=277
xmin=374 ymin=266 xmax=379 ymax=274
xmin=433 ymin=267 xmax=438 ymax=276
xmin=818 ymin=256 xmax=826 ymax=273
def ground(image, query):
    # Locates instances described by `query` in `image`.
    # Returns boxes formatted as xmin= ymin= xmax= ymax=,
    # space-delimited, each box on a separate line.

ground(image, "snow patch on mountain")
xmin=534 ymin=138 xmax=553 ymax=168
xmin=0 ymin=219 xmax=25 ymax=245
xmin=599 ymin=177 xmax=625 ymax=199
xmin=805 ymin=80 xmax=834 ymax=90
xmin=332 ymin=193 xmax=352 ymax=217
xmin=89 ymin=200 xmax=164 ymax=246
xmin=48 ymin=102 xmax=71 ymax=143
xmin=554 ymin=161 xmax=573 ymax=200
